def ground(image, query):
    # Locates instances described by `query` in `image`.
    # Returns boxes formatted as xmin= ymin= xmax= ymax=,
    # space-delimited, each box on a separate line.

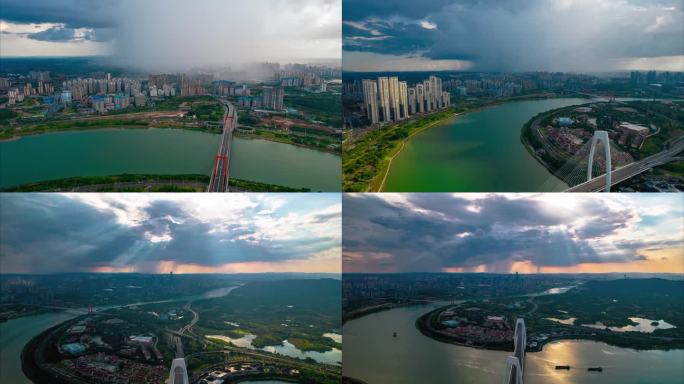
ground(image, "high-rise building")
xmin=423 ymin=80 xmax=432 ymax=111
xmin=428 ymin=75 xmax=442 ymax=109
xmin=416 ymin=84 xmax=425 ymax=113
xmin=442 ymin=91 xmax=451 ymax=108
xmin=362 ymin=79 xmax=379 ymax=125
xmin=359 ymin=75 xmax=449 ymax=126
xmin=388 ymin=76 xmax=401 ymax=121
xmin=262 ymin=86 xmax=284 ymax=110
xmin=398 ymin=81 xmax=409 ymax=119
xmin=60 ymin=90 xmax=72 ymax=104
xmin=377 ymin=77 xmax=391 ymax=122
xmin=408 ymin=87 xmax=416 ymax=115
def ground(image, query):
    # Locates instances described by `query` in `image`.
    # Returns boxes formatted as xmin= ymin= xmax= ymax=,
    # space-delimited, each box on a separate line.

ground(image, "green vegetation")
xmin=193 ymin=279 xmax=341 ymax=353
xmin=1 ymin=118 xmax=150 ymax=139
xmin=152 ymin=95 xmax=214 ymax=110
xmin=284 ymin=89 xmax=341 ymax=127
xmin=0 ymin=174 xmax=209 ymax=192
xmin=189 ymin=102 xmax=224 ymax=121
xmin=240 ymin=129 xmax=339 ymax=153
xmin=0 ymin=108 xmax=18 ymax=123
xmin=238 ymin=110 xmax=259 ymax=126
xmin=421 ymin=278 xmax=684 ymax=352
xmin=536 ymin=279 xmax=683 ymax=331
xmin=229 ymin=177 xmax=311 ymax=192
xmin=343 ymin=108 xmax=459 ymax=191
xmin=1 ymin=174 xmax=309 ymax=192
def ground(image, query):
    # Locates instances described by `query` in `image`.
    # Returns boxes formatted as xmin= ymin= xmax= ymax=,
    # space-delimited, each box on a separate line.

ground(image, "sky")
xmin=0 ymin=193 xmax=341 ymax=274
xmin=343 ymin=0 xmax=684 ymax=72
xmin=0 ymin=0 xmax=341 ymax=70
xmin=343 ymin=193 xmax=684 ymax=274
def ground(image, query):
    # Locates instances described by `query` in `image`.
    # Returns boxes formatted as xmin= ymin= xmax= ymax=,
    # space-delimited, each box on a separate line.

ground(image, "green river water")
xmin=383 ymin=98 xmax=590 ymax=192
xmin=0 ymin=128 xmax=341 ymax=191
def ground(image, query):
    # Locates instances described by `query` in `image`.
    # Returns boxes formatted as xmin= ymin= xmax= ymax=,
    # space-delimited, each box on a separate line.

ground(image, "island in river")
xmin=342 ymin=274 xmax=684 ymax=384
xmin=3 ymin=274 xmax=342 ymax=384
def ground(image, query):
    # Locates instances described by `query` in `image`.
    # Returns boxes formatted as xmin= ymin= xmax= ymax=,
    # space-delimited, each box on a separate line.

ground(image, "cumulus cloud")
xmin=0 ymin=193 xmax=341 ymax=274
xmin=343 ymin=193 xmax=684 ymax=273
xmin=343 ymin=0 xmax=684 ymax=72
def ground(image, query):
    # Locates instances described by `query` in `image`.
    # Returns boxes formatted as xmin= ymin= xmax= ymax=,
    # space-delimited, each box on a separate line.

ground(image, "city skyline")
xmin=0 ymin=193 xmax=341 ymax=274
xmin=343 ymin=193 xmax=684 ymax=274
xmin=0 ymin=0 xmax=341 ymax=70
xmin=343 ymin=0 xmax=684 ymax=72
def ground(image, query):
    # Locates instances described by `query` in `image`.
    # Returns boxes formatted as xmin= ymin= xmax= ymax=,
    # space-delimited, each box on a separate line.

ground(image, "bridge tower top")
xmin=587 ymin=130 xmax=612 ymax=192
xmin=167 ymin=358 xmax=189 ymax=384
xmin=502 ymin=356 xmax=523 ymax=384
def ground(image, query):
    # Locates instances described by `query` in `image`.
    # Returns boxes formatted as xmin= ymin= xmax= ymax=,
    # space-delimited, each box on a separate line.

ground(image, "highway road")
xmin=567 ymin=136 xmax=684 ymax=192
xmin=207 ymin=99 xmax=237 ymax=192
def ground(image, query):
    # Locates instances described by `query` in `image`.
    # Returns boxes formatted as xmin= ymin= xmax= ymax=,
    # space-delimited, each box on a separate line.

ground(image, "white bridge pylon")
xmin=167 ymin=358 xmax=189 ymax=384
xmin=587 ymin=130 xmax=612 ymax=192
xmin=502 ymin=318 xmax=526 ymax=384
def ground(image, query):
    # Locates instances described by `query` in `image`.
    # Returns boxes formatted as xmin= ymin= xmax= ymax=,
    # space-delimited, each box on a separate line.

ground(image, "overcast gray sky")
xmin=0 ymin=0 xmax=341 ymax=70
xmin=343 ymin=0 xmax=684 ymax=72
xmin=343 ymin=193 xmax=684 ymax=273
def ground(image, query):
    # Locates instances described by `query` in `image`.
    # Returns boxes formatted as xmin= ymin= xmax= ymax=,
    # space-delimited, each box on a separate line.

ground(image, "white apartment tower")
xmin=398 ymin=81 xmax=409 ymax=119
xmin=362 ymin=79 xmax=379 ymax=125
xmin=408 ymin=87 xmax=416 ymax=115
xmin=416 ymin=84 xmax=425 ymax=113
xmin=377 ymin=77 xmax=391 ymax=122
xmin=387 ymin=76 xmax=401 ymax=121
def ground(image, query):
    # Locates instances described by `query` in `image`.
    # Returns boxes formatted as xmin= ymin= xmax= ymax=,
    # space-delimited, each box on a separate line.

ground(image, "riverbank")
xmin=519 ymin=105 xmax=582 ymax=184
xmin=343 ymin=108 xmax=460 ymax=192
xmin=343 ymin=301 xmax=428 ymax=325
xmin=2 ymin=123 xmax=340 ymax=155
xmin=0 ymin=174 xmax=312 ymax=192
xmin=415 ymin=305 xmax=684 ymax=354
xmin=236 ymin=129 xmax=340 ymax=155
xmin=377 ymin=113 xmax=461 ymax=191
xmin=343 ymin=93 xmax=574 ymax=192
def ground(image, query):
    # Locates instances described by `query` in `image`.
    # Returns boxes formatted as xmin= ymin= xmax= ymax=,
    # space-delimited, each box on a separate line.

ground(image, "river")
xmin=0 ymin=128 xmax=341 ymax=191
xmin=383 ymin=98 xmax=592 ymax=192
xmin=343 ymin=303 xmax=684 ymax=384
xmin=0 ymin=285 xmax=239 ymax=384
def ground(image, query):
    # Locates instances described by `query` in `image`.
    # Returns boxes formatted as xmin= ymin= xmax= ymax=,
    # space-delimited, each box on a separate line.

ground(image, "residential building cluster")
xmin=58 ymin=353 xmax=167 ymax=384
xmin=235 ymin=85 xmax=285 ymax=110
xmin=361 ymin=75 xmax=451 ymax=125
xmin=630 ymin=70 xmax=684 ymax=86
xmin=198 ymin=362 xmax=301 ymax=384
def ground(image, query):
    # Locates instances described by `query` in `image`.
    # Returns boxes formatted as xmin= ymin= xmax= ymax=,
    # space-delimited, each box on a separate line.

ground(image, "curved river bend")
xmin=0 ymin=286 xmax=233 ymax=383
xmin=343 ymin=304 xmax=684 ymax=384
xmin=0 ymin=129 xmax=341 ymax=191
xmin=384 ymin=98 xmax=590 ymax=192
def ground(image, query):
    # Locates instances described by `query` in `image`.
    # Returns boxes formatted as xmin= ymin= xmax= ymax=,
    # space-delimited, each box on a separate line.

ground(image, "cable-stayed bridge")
xmin=207 ymin=99 xmax=237 ymax=192
xmin=537 ymin=130 xmax=683 ymax=192
xmin=502 ymin=318 xmax=526 ymax=384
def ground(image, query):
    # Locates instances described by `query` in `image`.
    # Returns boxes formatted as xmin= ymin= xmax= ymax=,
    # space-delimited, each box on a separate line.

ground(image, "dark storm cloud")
xmin=343 ymin=194 xmax=654 ymax=273
xmin=344 ymin=19 xmax=441 ymax=57
xmin=0 ymin=194 xmax=139 ymax=272
xmin=2 ymin=0 xmax=340 ymax=67
xmin=26 ymin=26 xmax=92 ymax=42
xmin=0 ymin=194 xmax=339 ymax=273
xmin=343 ymin=0 xmax=457 ymax=22
xmin=343 ymin=0 xmax=684 ymax=71
xmin=0 ymin=0 xmax=118 ymax=28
